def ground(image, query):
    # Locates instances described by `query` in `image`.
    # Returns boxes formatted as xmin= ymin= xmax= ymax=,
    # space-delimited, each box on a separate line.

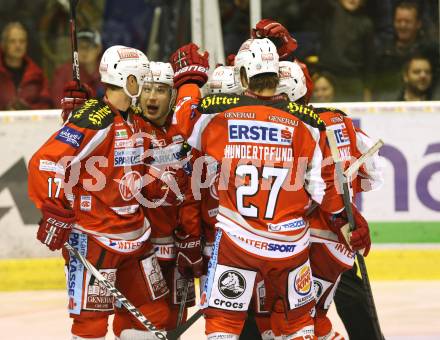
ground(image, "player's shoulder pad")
xmin=198 ymin=94 xmax=251 ymax=114
xmin=313 ymin=106 xmax=348 ymax=117
xmin=283 ymin=102 xmax=326 ymax=131
xmin=69 ymin=98 xmax=114 ymax=130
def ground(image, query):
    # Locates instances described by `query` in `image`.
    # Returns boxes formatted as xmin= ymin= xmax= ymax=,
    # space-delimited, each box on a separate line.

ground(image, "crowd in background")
xmin=0 ymin=0 xmax=438 ymax=111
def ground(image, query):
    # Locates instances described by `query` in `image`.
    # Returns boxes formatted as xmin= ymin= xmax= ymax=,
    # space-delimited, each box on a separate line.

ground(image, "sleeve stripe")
xmin=69 ymin=125 xmax=112 ymax=167
xmin=305 ymin=137 xmax=326 ymax=203
xmin=187 ymin=113 xmax=220 ymax=150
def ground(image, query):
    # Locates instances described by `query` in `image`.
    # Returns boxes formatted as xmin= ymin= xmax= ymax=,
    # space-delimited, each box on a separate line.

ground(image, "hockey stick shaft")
xmin=64 ymin=242 xmax=168 ymax=340
xmin=69 ymin=0 xmax=81 ymax=83
xmin=326 ymin=130 xmax=384 ymax=340
xmin=344 ymin=139 xmax=384 ymax=178
xmin=167 ymin=309 xmax=203 ymax=339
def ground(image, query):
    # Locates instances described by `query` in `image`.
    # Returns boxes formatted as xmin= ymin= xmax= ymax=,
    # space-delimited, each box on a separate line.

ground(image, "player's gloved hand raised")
xmin=225 ymin=54 xmax=236 ymax=66
xmin=37 ymin=201 xmax=76 ymax=251
xmin=169 ymin=43 xmax=209 ymax=88
xmin=251 ymin=19 xmax=297 ymax=60
xmin=328 ymin=204 xmax=371 ymax=256
xmin=174 ymin=230 xmax=203 ymax=278
xmin=61 ymin=80 xmax=93 ymax=122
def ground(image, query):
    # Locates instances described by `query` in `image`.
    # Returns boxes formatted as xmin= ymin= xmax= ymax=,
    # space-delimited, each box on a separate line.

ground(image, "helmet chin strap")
xmin=123 ymin=79 xmax=143 ymax=107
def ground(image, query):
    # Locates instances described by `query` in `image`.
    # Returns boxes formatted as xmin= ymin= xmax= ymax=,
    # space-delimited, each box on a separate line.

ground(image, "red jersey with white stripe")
xmin=28 ymin=98 xmax=152 ymax=252
xmin=172 ymin=84 xmax=329 ymax=252
xmin=308 ymin=107 xmax=384 ymax=243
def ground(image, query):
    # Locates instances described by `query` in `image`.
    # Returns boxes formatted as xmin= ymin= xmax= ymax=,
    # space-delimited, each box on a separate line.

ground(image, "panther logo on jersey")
xmin=219 ymin=270 xmax=246 ymax=299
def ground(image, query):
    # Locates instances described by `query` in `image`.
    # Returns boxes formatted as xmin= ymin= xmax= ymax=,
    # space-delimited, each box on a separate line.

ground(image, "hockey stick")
xmin=69 ymin=0 xmax=81 ymax=84
xmin=176 ymin=278 xmax=190 ymax=327
xmin=326 ymin=130 xmax=384 ymax=340
xmin=305 ymin=140 xmax=384 ymax=217
xmin=167 ymin=309 xmax=203 ymax=339
xmin=344 ymin=139 xmax=384 ymax=178
xmin=64 ymin=242 xmax=169 ymax=340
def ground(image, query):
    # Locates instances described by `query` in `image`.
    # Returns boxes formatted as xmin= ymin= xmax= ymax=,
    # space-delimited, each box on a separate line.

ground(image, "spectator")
xmin=51 ymin=28 xmax=104 ymax=108
xmin=312 ymin=72 xmax=336 ymax=102
xmin=220 ymin=0 xmax=250 ymax=57
xmin=0 ymin=22 xmax=51 ymax=110
xmin=317 ymin=0 xmax=374 ymax=102
xmin=374 ymin=1 xmax=438 ymax=100
xmin=398 ymin=55 xmax=433 ymax=101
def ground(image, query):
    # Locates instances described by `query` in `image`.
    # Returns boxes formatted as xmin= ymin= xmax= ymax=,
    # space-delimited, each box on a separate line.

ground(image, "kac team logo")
xmin=219 ymin=270 xmax=246 ymax=299
xmin=294 ymin=265 xmax=312 ymax=296
xmin=118 ymin=171 xmax=142 ymax=201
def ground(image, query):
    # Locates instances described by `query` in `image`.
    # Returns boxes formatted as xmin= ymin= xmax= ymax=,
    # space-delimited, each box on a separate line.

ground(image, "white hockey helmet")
xmin=207 ymin=65 xmax=243 ymax=94
xmin=234 ymin=38 xmax=279 ymax=86
xmin=275 ymin=61 xmax=307 ymax=102
xmin=99 ymin=45 xmax=151 ymax=98
xmin=149 ymin=61 xmax=174 ymax=87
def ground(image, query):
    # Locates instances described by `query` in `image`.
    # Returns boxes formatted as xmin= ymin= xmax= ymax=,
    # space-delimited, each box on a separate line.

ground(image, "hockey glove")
xmin=225 ymin=54 xmax=236 ymax=66
xmin=251 ymin=19 xmax=297 ymax=60
xmin=169 ymin=43 xmax=209 ymax=88
xmin=328 ymin=204 xmax=371 ymax=256
xmin=61 ymin=80 xmax=93 ymax=122
xmin=37 ymin=201 xmax=76 ymax=251
xmin=174 ymin=230 xmax=203 ymax=278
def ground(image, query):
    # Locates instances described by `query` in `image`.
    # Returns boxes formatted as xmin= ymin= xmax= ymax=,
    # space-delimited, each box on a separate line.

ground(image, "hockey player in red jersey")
xmin=137 ymin=61 xmax=203 ymax=329
xmin=168 ymin=38 xmax=337 ymax=339
xmin=28 ymin=46 xmax=171 ymax=340
xmin=275 ymin=59 xmax=383 ymax=340
xmin=197 ymin=64 xmax=244 ymax=293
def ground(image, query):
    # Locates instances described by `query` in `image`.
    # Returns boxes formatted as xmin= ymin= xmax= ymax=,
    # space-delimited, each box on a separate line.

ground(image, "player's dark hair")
xmin=248 ymin=73 xmax=279 ymax=92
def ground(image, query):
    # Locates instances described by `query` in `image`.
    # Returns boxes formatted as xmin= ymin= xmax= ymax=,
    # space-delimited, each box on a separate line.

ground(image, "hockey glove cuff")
xmin=174 ymin=231 xmax=203 ymax=278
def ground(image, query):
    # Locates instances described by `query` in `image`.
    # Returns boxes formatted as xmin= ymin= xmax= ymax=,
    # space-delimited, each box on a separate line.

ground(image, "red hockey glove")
xmin=251 ymin=19 xmax=297 ymax=60
xmin=225 ymin=54 xmax=236 ymax=66
xmin=174 ymin=231 xmax=203 ymax=278
xmin=37 ymin=201 xmax=76 ymax=251
xmin=328 ymin=204 xmax=371 ymax=256
xmin=169 ymin=43 xmax=209 ymax=88
xmin=61 ymin=81 xmax=93 ymax=122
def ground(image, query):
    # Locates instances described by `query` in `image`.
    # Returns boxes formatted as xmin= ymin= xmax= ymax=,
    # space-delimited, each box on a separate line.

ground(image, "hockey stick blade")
xmin=64 ymin=242 xmax=168 ymax=340
xmin=344 ymin=139 xmax=384 ymax=178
